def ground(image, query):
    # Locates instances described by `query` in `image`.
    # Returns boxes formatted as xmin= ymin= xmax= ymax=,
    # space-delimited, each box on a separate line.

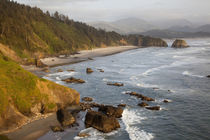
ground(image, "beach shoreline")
xmin=6 ymin=46 xmax=138 ymax=140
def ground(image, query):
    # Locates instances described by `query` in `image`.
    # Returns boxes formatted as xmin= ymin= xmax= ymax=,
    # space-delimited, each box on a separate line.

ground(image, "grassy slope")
xmin=0 ymin=51 xmax=80 ymax=131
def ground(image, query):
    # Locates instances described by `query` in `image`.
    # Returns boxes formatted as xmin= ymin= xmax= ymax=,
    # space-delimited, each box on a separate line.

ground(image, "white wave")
xmin=182 ymin=71 xmax=204 ymax=78
xmin=122 ymin=108 xmax=154 ymax=140
xmin=48 ymin=71 xmax=76 ymax=77
xmin=56 ymin=76 xmax=61 ymax=81
xmin=142 ymin=65 xmax=168 ymax=76
xmin=74 ymin=127 xmax=119 ymax=140
xmin=137 ymin=83 xmax=158 ymax=88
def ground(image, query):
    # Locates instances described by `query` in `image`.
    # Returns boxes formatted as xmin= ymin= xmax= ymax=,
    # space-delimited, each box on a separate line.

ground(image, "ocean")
xmin=41 ymin=38 xmax=210 ymax=140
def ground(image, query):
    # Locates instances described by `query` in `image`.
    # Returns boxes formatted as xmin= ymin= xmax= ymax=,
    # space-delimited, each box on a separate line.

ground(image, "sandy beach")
xmin=41 ymin=46 xmax=138 ymax=67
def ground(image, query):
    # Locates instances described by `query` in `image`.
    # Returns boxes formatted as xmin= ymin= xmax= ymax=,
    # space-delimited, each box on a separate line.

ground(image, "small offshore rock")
xmin=141 ymin=96 xmax=155 ymax=102
xmin=107 ymin=82 xmax=124 ymax=87
xmin=146 ymin=106 xmax=160 ymax=111
xmin=62 ymin=77 xmax=85 ymax=84
xmin=67 ymin=69 xmax=75 ymax=72
xmin=86 ymin=68 xmax=94 ymax=74
xmin=163 ymin=99 xmax=170 ymax=103
xmin=138 ymin=102 xmax=149 ymax=107
xmin=82 ymin=97 xmax=93 ymax=102
xmin=98 ymin=69 xmax=104 ymax=72
xmin=51 ymin=126 xmax=64 ymax=132
xmin=207 ymin=75 xmax=210 ymax=78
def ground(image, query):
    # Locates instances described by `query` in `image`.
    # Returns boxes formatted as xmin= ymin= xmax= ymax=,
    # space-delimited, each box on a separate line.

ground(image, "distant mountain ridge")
xmin=89 ymin=18 xmax=210 ymax=38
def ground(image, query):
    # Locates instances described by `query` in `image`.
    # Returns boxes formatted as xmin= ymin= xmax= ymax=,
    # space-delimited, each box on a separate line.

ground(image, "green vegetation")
xmin=0 ymin=0 xmax=125 ymax=60
xmin=0 ymin=52 xmax=40 ymax=115
xmin=0 ymin=135 xmax=10 ymax=140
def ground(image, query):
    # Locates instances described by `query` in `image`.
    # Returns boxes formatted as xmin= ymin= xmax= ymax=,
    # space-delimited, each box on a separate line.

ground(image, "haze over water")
xmin=43 ymin=38 xmax=210 ymax=140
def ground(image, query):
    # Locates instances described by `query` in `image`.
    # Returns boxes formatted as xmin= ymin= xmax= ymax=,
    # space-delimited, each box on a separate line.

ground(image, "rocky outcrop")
xmin=138 ymin=102 xmax=149 ymax=107
xmin=35 ymin=58 xmax=47 ymax=68
xmin=107 ymin=82 xmax=124 ymax=87
xmin=78 ymin=133 xmax=90 ymax=138
xmin=82 ymin=97 xmax=93 ymax=102
xmin=171 ymin=39 xmax=189 ymax=48
xmin=56 ymin=109 xmax=76 ymax=127
xmin=138 ymin=36 xmax=168 ymax=47
xmin=62 ymin=77 xmax=85 ymax=84
xmin=51 ymin=126 xmax=64 ymax=132
xmin=125 ymin=92 xmax=155 ymax=101
xmin=86 ymin=68 xmax=93 ymax=74
xmin=85 ymin=111 xmax=120 ymax=133
xmin=146 ymin=106 xmax=160 ymax=111
xmin=98 ymin=105 xmax=123 ymax=118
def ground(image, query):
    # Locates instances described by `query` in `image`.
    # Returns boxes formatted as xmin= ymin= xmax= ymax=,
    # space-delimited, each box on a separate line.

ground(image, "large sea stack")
xmin=172 ymin=39 xmax=189 ymax=48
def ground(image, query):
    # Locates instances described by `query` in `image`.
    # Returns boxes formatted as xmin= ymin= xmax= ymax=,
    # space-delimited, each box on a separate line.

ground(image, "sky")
xmin=15 ymin=0 xmax=210 ymax=24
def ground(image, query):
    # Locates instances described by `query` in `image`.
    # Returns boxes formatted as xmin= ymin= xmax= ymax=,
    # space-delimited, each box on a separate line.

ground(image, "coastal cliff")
xmin=0 ymin=51 xmax=80 ymax=133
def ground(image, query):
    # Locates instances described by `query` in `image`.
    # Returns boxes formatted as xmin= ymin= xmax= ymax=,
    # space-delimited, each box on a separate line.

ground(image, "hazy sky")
xmin=15 ymin=0 xmax=210 ymax=23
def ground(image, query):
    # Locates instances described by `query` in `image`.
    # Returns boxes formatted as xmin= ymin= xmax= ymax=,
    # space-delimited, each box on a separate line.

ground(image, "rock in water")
xmin=51 ymin=126 xmax=64 ymax=132
xmin=85 ymin=111 xmax=120 ymax=133
xmin=207 ymin=75 xmax=210 ymax=78
xmin=107 ymin=82 xmax=124 ymax=87
xmin=98 ymin=105 xmax=123 ymax=118
xmin=86 ymin=68 xmax=93 ymax=74
xmin=56 ymin=109 xmax=76 ymax=127
xmin=138 ymin=102 xmax=149 ymax=107
xmin=82 ymin=97 xmax=93 ymax=102
xmin=171 ymin=39 xmax=189 ymax=48
xmin=146 ymin=106 xmax=160 ymax=111
xmin=62 ymin=77 xmax=85 ymax=84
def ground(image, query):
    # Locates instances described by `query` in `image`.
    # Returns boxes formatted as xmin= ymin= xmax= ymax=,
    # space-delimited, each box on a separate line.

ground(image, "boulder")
xmin=107 ymin=82 xmax=124 ymax=87
xmin=86 ymin=68 xmax=93 ymax=74
xmin=82 ymin=97 xmax=93 ymax=102
xmin=98 ymin=105 xmax=123 ymax=118
xmin=126 ymin=92 xmax=143 ymax=98
xmin=171 ymin=39 xmax=189 ymax=48
xmin=85 ymin=111 xmax=120 ymax=133
xmin=35 ymin=58 xmax=47 ymax=68
xmin=67 ymin=69 xmax=75 ymax=72
xmin=141 ymin=96 xmax=155 ymax=102
xmin=117 ymin=104 xmax=126 ymax=107
xmin=51 ymin=126 xmax=64 ymax=132
xmin=146 ymin=106 xmax=160 ymax=111
xmin=62 ymin=77 xmax=85 ymax=84
xmin=98 ymin=69 xmax=104 ymax=72
xmin=79 ymin=102 xmax=104 ymax=111
xmin=78 ymin=133 xmax=90 ymax=138
xmin=163 ymin=99 xmax=170 ymax=103
xmin=207 ymin=75 xmax=210 ymax=78
xmin=56 ymin=109 xmax=76 ymax=127
xmin=138 ymin=102 xmax=149 ymax=107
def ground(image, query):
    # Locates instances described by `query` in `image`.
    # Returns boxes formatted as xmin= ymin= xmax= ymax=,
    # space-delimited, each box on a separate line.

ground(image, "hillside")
xmin=0 ymin=0 xmax=125 ymax=62
xmin=0 ymin=49 xmax=80 ymax=132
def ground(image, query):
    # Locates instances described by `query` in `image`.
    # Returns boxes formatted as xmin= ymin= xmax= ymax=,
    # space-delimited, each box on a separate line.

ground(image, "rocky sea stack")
xmin=172 ymin=39 xmax=189 ymax=48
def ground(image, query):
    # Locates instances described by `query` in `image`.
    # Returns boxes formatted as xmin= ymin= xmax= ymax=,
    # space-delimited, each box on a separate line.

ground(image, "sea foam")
xmin=122 ymin=108 xmax=154 ymax=140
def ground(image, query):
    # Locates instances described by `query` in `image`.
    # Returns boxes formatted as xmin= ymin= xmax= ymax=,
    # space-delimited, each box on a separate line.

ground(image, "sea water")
xmin=41 ymin=38 xmax=210 ymax=140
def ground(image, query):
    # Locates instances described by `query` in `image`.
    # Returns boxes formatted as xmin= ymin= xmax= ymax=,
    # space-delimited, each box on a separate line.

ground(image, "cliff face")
xmin=171 ymin=39 xmax=189 ymax=48
xmin=127 ymin=35 xmax=168 ymax=47
xmin=138 ymin=37 xmax=168 ymax=47
xmin=0 ymin=51 xmax=80 ymax=132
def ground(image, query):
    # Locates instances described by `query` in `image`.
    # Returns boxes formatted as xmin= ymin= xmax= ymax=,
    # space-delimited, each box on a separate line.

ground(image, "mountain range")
xmin=88 ymin=18 xmax=210 ymax=38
